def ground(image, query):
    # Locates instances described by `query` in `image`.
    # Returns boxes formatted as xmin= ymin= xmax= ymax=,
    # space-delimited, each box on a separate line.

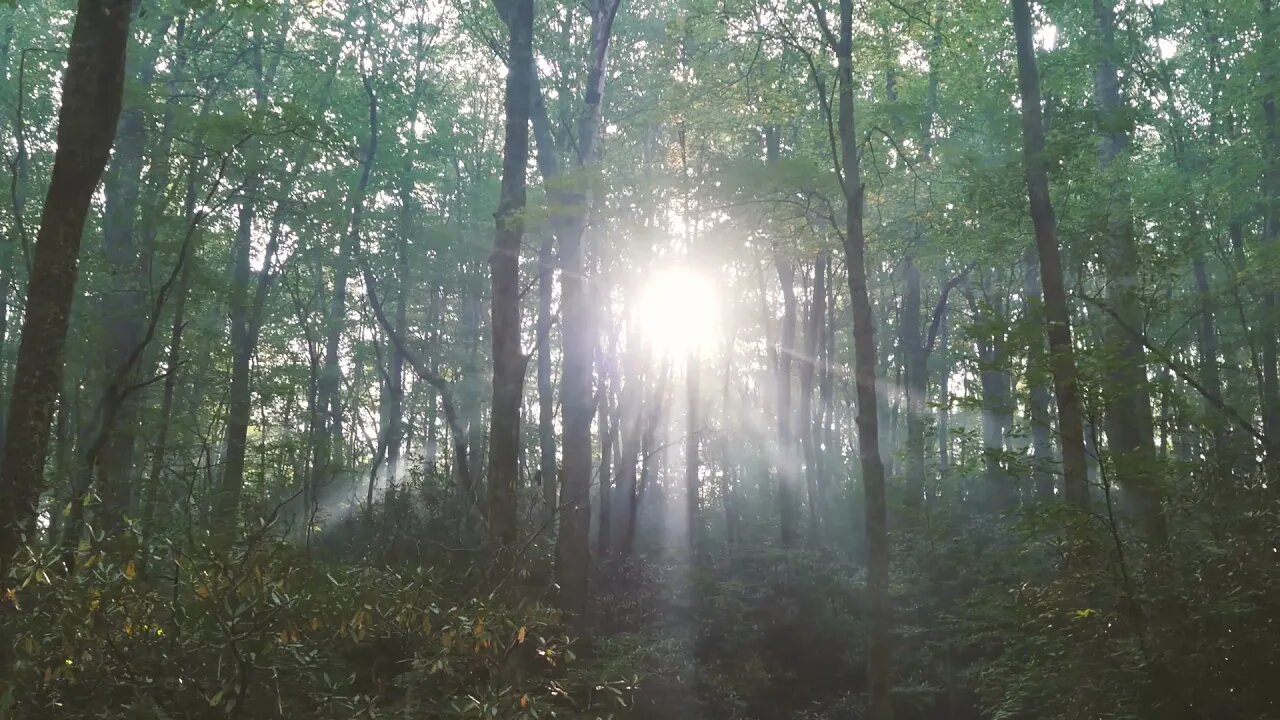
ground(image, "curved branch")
xmin=358 ymin=254 xmax=483 ymax=516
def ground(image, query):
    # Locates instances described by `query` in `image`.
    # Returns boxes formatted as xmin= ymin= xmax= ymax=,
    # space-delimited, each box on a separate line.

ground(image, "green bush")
xmin=1 ymin=529 xmax=627 ymax=720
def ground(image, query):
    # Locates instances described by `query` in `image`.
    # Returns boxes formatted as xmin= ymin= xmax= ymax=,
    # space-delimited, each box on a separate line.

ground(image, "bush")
xmin=1 ymin=526 xmax=627 ymax=720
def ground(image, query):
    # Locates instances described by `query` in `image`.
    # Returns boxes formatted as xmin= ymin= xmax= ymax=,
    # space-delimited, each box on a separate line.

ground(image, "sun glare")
xmin=635 ymin=266 xmax=722 ymax=358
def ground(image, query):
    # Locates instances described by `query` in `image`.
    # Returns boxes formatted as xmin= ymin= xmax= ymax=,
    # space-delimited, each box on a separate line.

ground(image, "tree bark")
xmin=0 ymin=0 xmax=133 ymax=572
xmin=554 ymin=0 xmax=623 ymax=618
xmin=902 ymin=258 xmax=926 ymax=509
xmin=835 ymin=0 xmax=892 ymax=714
xmin=684 ymin=353 xmax=700 ymax=555
xmin=537 ymin=235 xmax=558 ymax=515
xmin=611 ymin=337 xmax=645 ymax=556
xmin=1022 ymin=249 xmax=1056 ymax=500
xmin=1092 ymin=0 xmax=1166 ymax=540
xmin=93 ymin=13 xmax=169 ymax=531
xmin=1011 ymin=0 xmax=1090 ymax=510
xmin=775 ymin=251 xmax=799 ymax=546
xmin=800 ymin=255 xmax=825 ymax=538
xmin=597 ymin=334 xmax=615 ymax=556
xmin=487 ymin=0 xmax=533 ymax=558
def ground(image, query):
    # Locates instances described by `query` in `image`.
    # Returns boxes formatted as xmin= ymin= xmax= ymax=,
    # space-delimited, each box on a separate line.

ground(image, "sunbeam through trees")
xmin=0 ymin=0 xmax=1278 ymax=717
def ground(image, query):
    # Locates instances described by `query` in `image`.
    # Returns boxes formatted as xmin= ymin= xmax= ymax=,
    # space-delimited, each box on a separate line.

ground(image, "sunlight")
xmin=635 ymin=266 xmax=722 ymax=358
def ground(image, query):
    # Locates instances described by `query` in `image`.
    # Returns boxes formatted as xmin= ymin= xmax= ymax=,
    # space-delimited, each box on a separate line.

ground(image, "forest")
xmin=0 ymin=0 xmax=1278 ymax=716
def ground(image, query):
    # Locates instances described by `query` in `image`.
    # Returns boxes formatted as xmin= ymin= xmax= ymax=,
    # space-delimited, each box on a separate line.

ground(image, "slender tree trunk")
xmin=767 ymin=124 xmax=799 ymax=547
xmin=94 ymin=14 xmax=170 ymax=531
xmin=557 ymin=229 xmax=594 ymax=613
xmin=596 ymin=266 xmax=618 ymax=556
xmin=1092 ymin=0 xmax=1166 ymax=540
xmin=554 ymin=0 xmax=622 ymax=618
xmin=801 ymin=255 xmax=825 ymax=537
xmin=141 ymin=167 xmax=198 ymax=535
xmin=969 ymin=286 xmax=1014 ymax=509
xmin=0 ymin=0 xmax=133 ymax=572
xmin=685 ymin=353 xmax=700 ymax=555
xmin=1011 ymin=0 xmax=1089 ymax=509
xmin=1023 ymin=249 xmax=1055 ymax=500
xmin=836 ymin=0 xmax=892 ymax=714
xmin=216 ymin=18 xmax=313 ymax=529
xmin=216 ymin=193 xmax=258 ymax=528
xmin=611 ymin=339 xmax=644 ymax=556
xmin=820 ymin=262 xmax=837 ymax=525
xmin=487 ymin=0 xmax=533 ymax=558
xmin=537 ymin=234 xmax=557 ymax=515
xmin=721 ymin=332 xmax=740 ymax=545
xmin=1192 ymin=254 xmax=1232 ymax=480
xmin=775 ymin=250 xmax=799 ymax=546
xmin=902 ymin=258 xmax=926 ymax=509
xmin=597 ymin=339 xmax=615 ymax=556
xmin=384 ymin=171 xmax=413 ymax=487
xmin=426 ymin=286 xmax=441 ymax=472
xmin=217 ymin=196 xmax=290 ymax=524
xmin=622 ymin=361 xmax=669 ymax=557
xmin=311 ymin=56 xmax=378 ymax=517
xmin=936 ymin=302 xmax=950 ymax=475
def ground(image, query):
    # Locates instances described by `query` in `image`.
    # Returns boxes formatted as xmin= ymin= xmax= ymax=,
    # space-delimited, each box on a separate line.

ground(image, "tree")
xmin=487 ymin=0 xmax=533 ymax=557
xmin=552 ymin=0 xmax=624 ymax=618
xmin=0 ymin=0 xmax=134 ymax=571
xmin=1010 ymin=0 xmax=1089 ymax=509
xmin=834 ymin=0 xmax=893 ymax=713
xmin=1091 ymin=0 xmax=1166 ymax=540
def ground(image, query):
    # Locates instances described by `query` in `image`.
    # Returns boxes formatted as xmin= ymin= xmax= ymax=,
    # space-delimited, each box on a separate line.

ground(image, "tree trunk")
xmin=800 ymin=255 xmax=826 ymax=538
xmin=94 ymin=14 xmax=168 ymax=531
xmin=836 ymin=0 xmax=892 ymax=714
xmin=1092 ymin=0 xmax=1166 ymax=540
xmin=141 ymin=166 xmax=198 ymax=536
xmin=487 ymin=0 xmax=533 ymax=558
xmin=775 ymin=251 xmax=799 ymax=546
xmin=819 ymin=261 xmax=837 ymax=527
xmin=968 ymin=285 xmax=1014 ymax=509
xmin=596 ymin=265 xmax=617 ymax=556
xmin=0 ymin=0 xmax=133 ymax=572
xmin=1022 ymin=249 xmax=1055 ymax=500
xmin=215 ymin=16 xmax=327 ymax=529
xmin=598 ymin=338 xmax=615 ymax=556
xmin=721 ymin=332 xmax=740 ymax=545
xmin=902 ymin=258 xmax=926 ymax=509
xmin=936 ymin=301 xmax=950 ymax=475
xmin=622 ymin=361 xmax=669 ymax=557
xmin=554 ymin=0 xmax=622 ymax=618
xmin=537 ymin=234 xmax=557 ymax=515
xmin=1011 ymin=0 xmax=1089 ymax=509
xmin=383 ymin=170 xmax=414 ymax=488
xmin=611 ymin=338 xmax=644 ymax=556
xmin=311 ymin=57 xmax=378 ymax=517
xmin=684 ymin=353 xmax=700 ymax=555
xmin=557 ymin=223 xmax=594 ymax=614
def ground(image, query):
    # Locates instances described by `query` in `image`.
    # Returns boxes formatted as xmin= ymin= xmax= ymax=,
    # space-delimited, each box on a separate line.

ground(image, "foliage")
xmin=1 ymin=525 xmax=626 ymax=720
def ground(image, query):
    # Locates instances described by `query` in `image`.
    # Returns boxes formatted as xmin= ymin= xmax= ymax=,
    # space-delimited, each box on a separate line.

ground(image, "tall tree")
xmin=553 ymin=0 xmax=623 ymax=617
xmin=835 ymin=0 xmax=893 ymax=713
xmin=0 ymin=0 xmax=134 ymax=570
xmin=1092 ymin=0 xmax=1165 ymax=540
xmin=1010 ymin=0 xmax=1089 ymax=509
xmin=487 ymin=0 xmax=533 ymax=557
